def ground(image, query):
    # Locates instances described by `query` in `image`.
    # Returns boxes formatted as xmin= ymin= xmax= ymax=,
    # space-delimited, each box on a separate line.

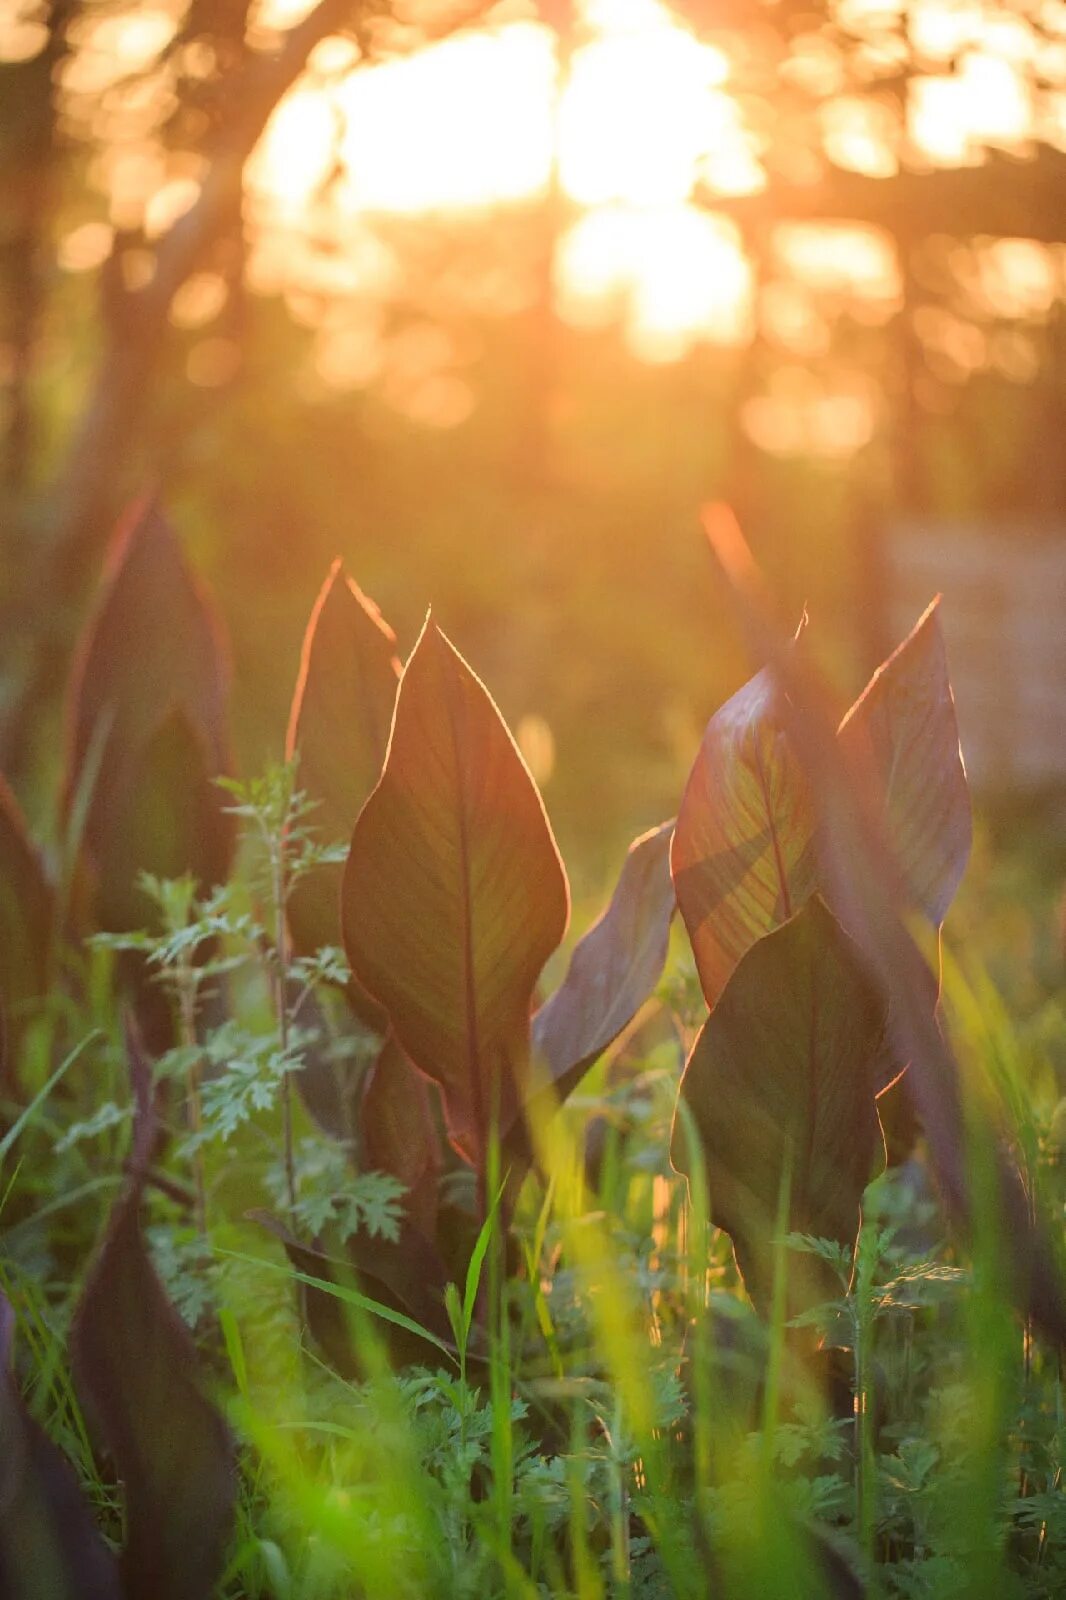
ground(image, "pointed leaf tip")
xmin=672 ymin=597 xmax=970 ymax=1022
xmin=286 ymin=562 xmax=401 ymax=990
xmin=838 ymin=598 xmax=971 ymax=928
xmin=65 ymin=500 xmax=234 ymax=932
xmin=342 ymin=619 xmax=568 ymax=1166
xmin=671 ymin=654 xmax=816 ymax=1010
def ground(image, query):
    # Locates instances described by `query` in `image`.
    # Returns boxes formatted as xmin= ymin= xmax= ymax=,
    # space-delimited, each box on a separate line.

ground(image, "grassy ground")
xmin=3 ymin=807 xmax=1066 ymax=1600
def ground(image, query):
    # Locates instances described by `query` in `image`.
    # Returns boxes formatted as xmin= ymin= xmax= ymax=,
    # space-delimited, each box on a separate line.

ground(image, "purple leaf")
xmin=838 ymin=599 xmax=971 ymax=929
xmin=0 ymin=776 xmax=52 ymax=1092
xmin=342 ymin=619 xmax=569 ymax=1169
xmin=360 ymin=1032 xmax=442 ymax=1240
xmin=671 ymin=643 xmax=816 ymax=1011
xmin=64 ymin=500 xmax=234 ymax=933
xmin=286 ymin=562 xmax=400 ymax=1023
xmin=701 ymin=502 xmax=1066 ymax=1345
xmin=525 ymin=819 xmax=675 ymax=1121
xmin=0 ymin=1294 xmax=121 ymax=1600
xmin=672 ymin=898 xmax=885 ymax=1315
xmin=70 ymin=1024 xmax=235 ymax=1600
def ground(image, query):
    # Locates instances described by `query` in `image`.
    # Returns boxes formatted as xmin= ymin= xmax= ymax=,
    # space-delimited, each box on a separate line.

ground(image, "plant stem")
xmin=609 ymin=1399 xmax=632 ymax=1598
xmin=177 ymin=960 xmax=206 ymax=1235
xmin=853 ymin=1220 xmax=877 ymax=1578
xmin=269 ymin=823 xmax=296 ymax=1215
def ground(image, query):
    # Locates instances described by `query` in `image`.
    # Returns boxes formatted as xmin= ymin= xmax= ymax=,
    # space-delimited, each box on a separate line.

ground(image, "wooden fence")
xmin=886 ymin=523 xmax=1066 ymax=791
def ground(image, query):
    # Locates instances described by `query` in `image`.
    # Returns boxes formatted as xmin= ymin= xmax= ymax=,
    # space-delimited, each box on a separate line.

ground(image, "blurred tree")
xmin=2 ymin=0 xmax=1065 ymax=849
xmin=0 ymin=1 xmax=71 ymax=495
xmin=0 ymin=0 xmax=490 ymax=779
xmin=669 ymin=0 xmax=1066 ymax=662
xmin=1 ymin=0 xmax=360 ymax=774
xmin=705 ymin=1 xmax=1066 ymax=499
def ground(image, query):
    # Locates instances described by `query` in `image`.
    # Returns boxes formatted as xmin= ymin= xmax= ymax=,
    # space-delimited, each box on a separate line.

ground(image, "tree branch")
xmin=702 ymin=144 xmax=1066 ymax=248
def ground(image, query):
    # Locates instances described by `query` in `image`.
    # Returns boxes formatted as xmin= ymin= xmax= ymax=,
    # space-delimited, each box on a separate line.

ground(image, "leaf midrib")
xmin=441 ymin=660 xmax=485 ymax=1153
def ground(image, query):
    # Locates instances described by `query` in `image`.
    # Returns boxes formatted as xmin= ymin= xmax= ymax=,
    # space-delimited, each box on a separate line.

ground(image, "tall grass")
xmin=103 ymin=926 xmax=1050 ymax=1600
xmin=3 ymin=844 xmax=1065 ymax=1599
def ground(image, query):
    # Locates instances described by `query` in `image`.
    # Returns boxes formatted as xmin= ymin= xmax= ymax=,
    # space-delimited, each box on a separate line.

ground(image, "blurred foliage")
xmin=3 ymin=0 xmax=1066 ymax=875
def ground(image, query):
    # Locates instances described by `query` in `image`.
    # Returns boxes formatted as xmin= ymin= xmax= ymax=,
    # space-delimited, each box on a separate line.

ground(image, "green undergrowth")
xmin=3 ymin=507 xmax=1066 ymax=1600
xmin=4 ymin=842 xmax=1066 ymax=1600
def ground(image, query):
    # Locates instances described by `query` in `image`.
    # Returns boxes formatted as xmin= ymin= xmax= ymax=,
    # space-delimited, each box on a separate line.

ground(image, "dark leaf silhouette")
xmin=0 ymin=776 xmax=52 ymax=1090
xmin=0 ymin=1294 xmax=121 ymax=1600
xmin=92 ymin=708 xmax=234 ymax=933
xmin=360 ymin=1032 xmax=442 ymax=1240
xmin=702 ymin=501 xmax=1066 ymax=1346
xmin=342 ymin=618 xmax=569 ymax=1168
xmin=672 ymin=897 xmax=886 ymax=1316
xmin=286 ymin=561 xmax=400 ymax=987
xmin=64 ymin=500 xmax=234 ymax=932
xmin=70 ymin=1024 xmax=235 ymax=1600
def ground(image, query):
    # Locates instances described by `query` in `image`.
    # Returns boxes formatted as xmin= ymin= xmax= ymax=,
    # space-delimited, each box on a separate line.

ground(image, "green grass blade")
xmin=217 ymin=1247 xmax=457 ymax=1364
xmin=0 ymin=1031 xmax=102 ymax=1164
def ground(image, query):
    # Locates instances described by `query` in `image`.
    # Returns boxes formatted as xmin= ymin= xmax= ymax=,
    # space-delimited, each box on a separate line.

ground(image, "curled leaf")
xmin=342 ymin=618 xmax=569 ymax=1168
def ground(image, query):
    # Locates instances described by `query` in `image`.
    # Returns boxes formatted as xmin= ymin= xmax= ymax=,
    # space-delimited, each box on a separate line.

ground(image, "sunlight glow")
xmin=742 ymin=367 xmax=879 ymax=459
xmin=45 ymin=0 xmax=1045 ymax=430
xmin=245 ymin=0 xmax=1035 ymax=378
xmin=909 ymin=53 xmax=1032 ymax=164
xmin=248 ymin=89 xmax=338 ymax=212
xmin=247 ymin=12 xmax=763 ymax=361
xmin=774 ymin=225 xmax=902 ymax=307
xmin=558 ymin=28 xmax=731 ymax=207
xmin=556 ymin=205 xmax=752 ymax=358
xmin=336 ymin=26 xmax=556 ymax=212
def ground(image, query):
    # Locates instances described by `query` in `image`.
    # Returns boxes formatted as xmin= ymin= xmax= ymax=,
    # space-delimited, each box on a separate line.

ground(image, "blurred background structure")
xmin=2 ymin=0 xmax=1065 ymax=875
